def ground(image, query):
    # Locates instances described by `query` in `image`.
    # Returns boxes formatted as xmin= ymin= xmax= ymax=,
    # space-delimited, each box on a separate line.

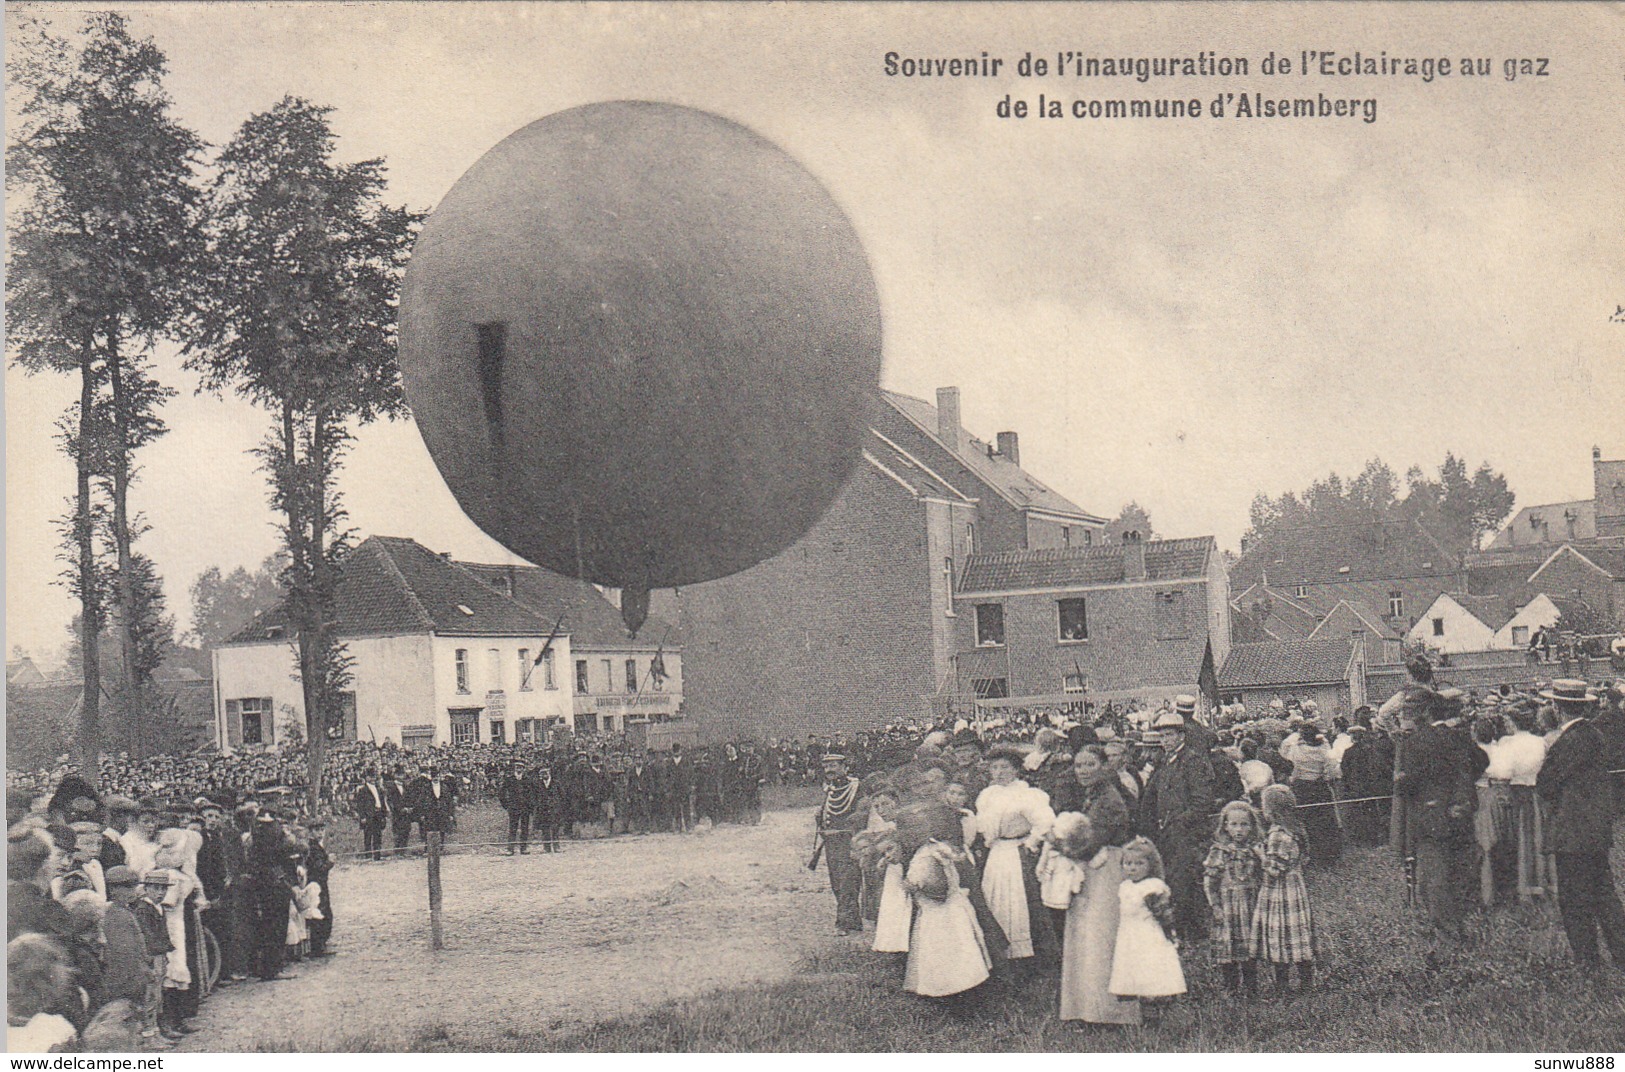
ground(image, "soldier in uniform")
xmin=1394 ymin=687 xmax=1486 ymax=960
xmin=1138 ymin=710 xmax=1216 ymax=940
xmin=816 ymin=752 xmax=864 ymax=937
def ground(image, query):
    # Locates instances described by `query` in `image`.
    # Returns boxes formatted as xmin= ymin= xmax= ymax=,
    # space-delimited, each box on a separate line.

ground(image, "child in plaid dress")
xmin=1203 ymin=800 xmax=1264 ymax=997
xmin=1249 ymin=785 xmax=1316 ymax=993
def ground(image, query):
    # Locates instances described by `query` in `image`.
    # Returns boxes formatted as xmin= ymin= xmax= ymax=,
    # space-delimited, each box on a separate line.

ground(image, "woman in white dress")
xmin=973 ymin=747 xmax=1055 ymax=961
xmin=900 ymin=804 xmax=991 ymax=999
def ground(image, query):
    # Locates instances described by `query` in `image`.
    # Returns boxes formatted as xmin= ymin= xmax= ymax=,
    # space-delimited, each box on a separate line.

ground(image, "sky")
xmin=6 ymin=2 xmax=1624 ymax=666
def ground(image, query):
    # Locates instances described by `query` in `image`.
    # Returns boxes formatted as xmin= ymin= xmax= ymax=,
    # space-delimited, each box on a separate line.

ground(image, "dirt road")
xmin=184 ymin=808 xmax=833 ymax=1051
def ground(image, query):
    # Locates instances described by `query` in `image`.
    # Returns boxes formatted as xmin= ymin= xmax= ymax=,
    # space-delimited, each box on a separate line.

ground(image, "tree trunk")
xmin=107 ymin=333 xmax=141 ymax=757
xmin=75 ymin=351 xmax=103 ymax=774
xmin=303 ymin=411 xmax=332 ymax=815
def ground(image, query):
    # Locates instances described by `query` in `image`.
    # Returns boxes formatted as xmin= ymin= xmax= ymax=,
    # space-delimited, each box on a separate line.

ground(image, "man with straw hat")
xmin=1537 ymin=679 xmax=1625 ymax=970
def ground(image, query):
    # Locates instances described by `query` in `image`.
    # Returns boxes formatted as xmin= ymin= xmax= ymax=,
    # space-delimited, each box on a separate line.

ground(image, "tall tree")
xmin=186 ymin=97 xmax=420 ymax=809
xmin=1103 ymin=501 xmax=1156 ymax=544
xmin=188 ymin=554 xmax=288 ymax=647
xmin=7 ymin=12 xmax=203 ymax=771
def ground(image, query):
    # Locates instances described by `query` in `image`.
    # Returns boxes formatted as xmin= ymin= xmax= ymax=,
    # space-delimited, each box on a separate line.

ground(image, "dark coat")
xmin=497 ymin=773 xmax=532 ymax=816
xmin=406 ymin=775 xmax=456 ymax=832
xmin=353 ymin=781 xmax=389 ymax=823
xmin=1209 ymin=750 xmax=1245 ymax=808
xmin=1139 ymin=744 xmax=1216 ymax=841
xmin=1538 ymin=718 xmax=1619 ymax=854
xmin=530 ymin=771 xmax=565 ymax=824
xmin=98 ymin=902 xmax=150 ymax=1005
xmin=1394 ymin=723 xmax=1484 ymax=842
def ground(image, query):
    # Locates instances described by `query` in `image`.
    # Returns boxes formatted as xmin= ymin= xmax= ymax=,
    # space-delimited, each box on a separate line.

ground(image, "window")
xmin=599 ymin=658 xmax=613 ymax=693
xmin=1389 ymin=591 xmax=1404 ymax=618
xmin=518 ymin=649 xmax=533 ymax=690
xmin=337 ymin=691 xmax=358 ymax=740
xmin=449 ymin=707 xmax=480 ymax=745
xmin=1432 ymin=617 xmax=1446 ymax=637
xmin=1512 ymin=626 xmax=1530 ymax=647
xmin=576 ymin=659 xmax=589 ymax=694
xmin=626 ymin=658 xmax=639 ymax=693
xmin=1081 ymin=529 xmax=1093 ymax=546
xmin=966 ymin=523 xmax=976 ymax=553
xmin=237 ymin=697 xmax=271 ymax=745
xmin=1063 ymin=672 xmax=1087 ymax=694
xmin=1155 ymin=590 xmax=1188 ymax=639
xmin=455 ymin=648 xmax=470 ymax=693
xmin=1062 ymin=526 xmax=1071 ymax=548
xmin=1058 ymin=598 xmax=1089 ymax=641
xmin=971 ymin=677 xmax=1009 ymax=699
xmin=487 ymin=648 xmax=501 ymax=691
xmin=974 ymin=603 xmax=1005 ymax=647
xmin=489 ymin=720 xmax=506 ymax=744
xmin=943 ymin=557 xmax=956 ymax=614
xmin=1294 ymin=585 xmax=1308 ymax=599
xmin=542 ymin=649 xmax=556 ymax=690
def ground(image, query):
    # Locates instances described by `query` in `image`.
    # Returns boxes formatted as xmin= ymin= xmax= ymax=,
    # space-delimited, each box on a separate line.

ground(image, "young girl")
xmin=1109 ymin=836 xmax=1186 ymax=1018
xmin=861 ymin=787 xmax=912 ymax=955
xmin=900 ymin=804 xmax=992 ymax=1000
xmin=1249 ymin=784 xmax=1316 ymax=993
xmin=1204 ymin=800 xmax=1264 ymax=997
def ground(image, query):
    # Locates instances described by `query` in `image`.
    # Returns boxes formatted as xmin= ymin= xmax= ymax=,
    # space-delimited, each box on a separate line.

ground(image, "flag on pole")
xmin=649 ymin=637 xmax=668 ymax=686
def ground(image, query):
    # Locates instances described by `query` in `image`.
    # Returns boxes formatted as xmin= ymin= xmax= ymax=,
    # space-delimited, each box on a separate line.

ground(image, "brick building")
xmin=668 ymin=387 xmax=1107 ymax=739
xmin=1218 ymin=637 xmax=1367 ymax=715
xmin=950 ymin=533 xmax=1231 ymax=704
xmin=1466 ymin=540 xmax=1625 ymax=630
xmin=1488 ymin=447 xmax=1625 ymax=548
xmin=1229 ymin=519 xmax=1465 ymax=636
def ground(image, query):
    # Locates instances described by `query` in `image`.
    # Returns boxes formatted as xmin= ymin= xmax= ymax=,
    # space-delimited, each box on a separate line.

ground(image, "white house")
xmin=457 ymin=561 xmax=684 ymax=735
xmin=1492 ymin=593 xmax=1594 ymax=650
xmin=213 ymin=536 xmax=576 ymax=750
xmin=1407 ymin=593 xmax=1514 ymax=655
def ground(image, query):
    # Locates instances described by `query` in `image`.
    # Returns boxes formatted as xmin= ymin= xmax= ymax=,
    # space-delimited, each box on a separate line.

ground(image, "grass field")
xmin=441 ymin=838 xmax=1625 ymax=1052
xmin=247 ymin=800 xmax=1625 ymax=1052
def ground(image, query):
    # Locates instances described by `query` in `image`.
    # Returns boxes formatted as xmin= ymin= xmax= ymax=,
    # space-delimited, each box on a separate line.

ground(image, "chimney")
xmin=996 ymin=431 xmax=1020 ymax=467
xmin=1122 ymin=530 xmax=1147 ymax=581
xmin=936 ymin=387 xmax=961 ymax=451
xmin=1595 ymin=446 xmax=1603 ymax=462
xmin=1239 ymin=535 xmax=1250 ymax=556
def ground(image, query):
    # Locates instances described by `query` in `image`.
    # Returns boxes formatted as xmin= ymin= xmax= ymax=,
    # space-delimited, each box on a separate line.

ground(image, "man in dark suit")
xmin=1394 ymin=687 xmax=1486 ymax=952
xmin=530 ymin=765 xmax=563 ymax=852
xmin=1537 ymin=679 xmax=1625 ymax=969
xmin=1138 ymin=710 xmax=1216 ymax=939
xmin=666 ymin=744 xmax=694 ymax=833
xmin=625 ymin=753 xmax=654 ymax=833
xmin=735 ymin=740 xmax=766 ymax=826
xmin=385 ymin=767 xmax=412 ymax=849
xmin=497 ymin=760 xmax=533 ymax=854
xmin=352 ymin=768 xmax=389 ymax=860
xmin=406 ymin=763 xmax=456 ymax=837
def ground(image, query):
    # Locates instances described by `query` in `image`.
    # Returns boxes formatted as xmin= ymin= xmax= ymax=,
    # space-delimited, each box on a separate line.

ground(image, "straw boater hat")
xmin=1540 ymin=679 xmax=1599 ymax=706
xmin=1173 ymin=695 xmax=1198 ymax=717
xmin=1152 ymin=710 xmax=1186 ymax=731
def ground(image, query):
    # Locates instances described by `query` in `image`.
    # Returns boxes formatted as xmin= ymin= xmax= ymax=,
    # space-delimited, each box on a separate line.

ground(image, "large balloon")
xmin=400 ymin=101 xmax=883 ymax=633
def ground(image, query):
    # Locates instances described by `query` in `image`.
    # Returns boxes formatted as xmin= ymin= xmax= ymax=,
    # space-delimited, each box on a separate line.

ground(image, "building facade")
xmin=1218 ymin=637 xmax=1366 ymax=715
xmin=950 ymin=534 xmax=1230 ymax=703
xmin=213 ymin=536 xmax=578 ymax=750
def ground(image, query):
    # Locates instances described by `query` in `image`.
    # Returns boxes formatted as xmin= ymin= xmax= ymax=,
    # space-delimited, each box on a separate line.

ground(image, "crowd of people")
xmin=9 ymin=672 xmax=1624 ymax=1049
xmin=808 ymin=678 xmax=1625 ymax=1024
xmin=8 ymin=780 xmax=332 ymax=1052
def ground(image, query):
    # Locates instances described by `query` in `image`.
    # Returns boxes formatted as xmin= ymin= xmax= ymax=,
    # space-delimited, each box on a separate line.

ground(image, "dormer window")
xmin=457 ymin=604 xmax=475 ymax=616
xmin=1293 ymin=585 xmax=1308 ymax=599
xmin=265 ymin=625 xmax=284 ymax=640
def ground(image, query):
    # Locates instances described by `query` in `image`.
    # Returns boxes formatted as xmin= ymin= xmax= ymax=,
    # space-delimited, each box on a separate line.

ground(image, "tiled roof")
xmin=864 ymin=429 xmax=976 ymax=504
xmin=882 ymin=391 xmax=1104 ymax=522
xmin=1487 ymin=500 xmax=1595 ymax=549
xmin=1230 ymin=519 xmax=1458 ymax=589
xmin=227 ymin=536 xmax=555 ymax=643
xmin=456 ymin=562 xmax=678 ymax=650
xmin=1308 ymin=599 xmax=1404 ymax=641
xmin=1228 ymin=586 xmax=1320 ymax=640
xmin=1219 ymin=638 xmax=1356 ymax=689
xmin=1450 ymin=593 xmax=1516 ymax=632
xmin=958 ymin=537 xmax=1214 ymax=593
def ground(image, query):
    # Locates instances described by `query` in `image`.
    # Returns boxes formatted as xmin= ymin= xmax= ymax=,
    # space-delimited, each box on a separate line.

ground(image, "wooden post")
xmin=427 ymin=830 xmax=444 ymax=950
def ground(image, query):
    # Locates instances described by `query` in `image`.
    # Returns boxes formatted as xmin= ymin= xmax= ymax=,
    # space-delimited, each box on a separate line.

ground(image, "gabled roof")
xmin=1527 ymin=542 xmax=1625 ymax=583
xmin=1308 ymin=599 xmax=1403 ymax=641
xmin=1450 ymin=593 xmax=1516 ymax=632
xmin=1219 ymin=638 xmax=1356 ymax=689
xmin=227 ymin=536 xmax=556 ymax=643
xmin=1230 ymin=519 xmax=1458 ymax=590
xmin=957 ymin=537 xmax=1214 ymax=594
xmin=456 ymin=561 xmax=678 ymax=650
xmin=864 ymin=428 xmax=976 ymax=504
xmin=881 ymin=390 xmax=1105 ymax=523
xmin=1488 ymin=500 xmax=1595 ymax=549
xmin=1229 ymin=586 xmax=1321 ymax=640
